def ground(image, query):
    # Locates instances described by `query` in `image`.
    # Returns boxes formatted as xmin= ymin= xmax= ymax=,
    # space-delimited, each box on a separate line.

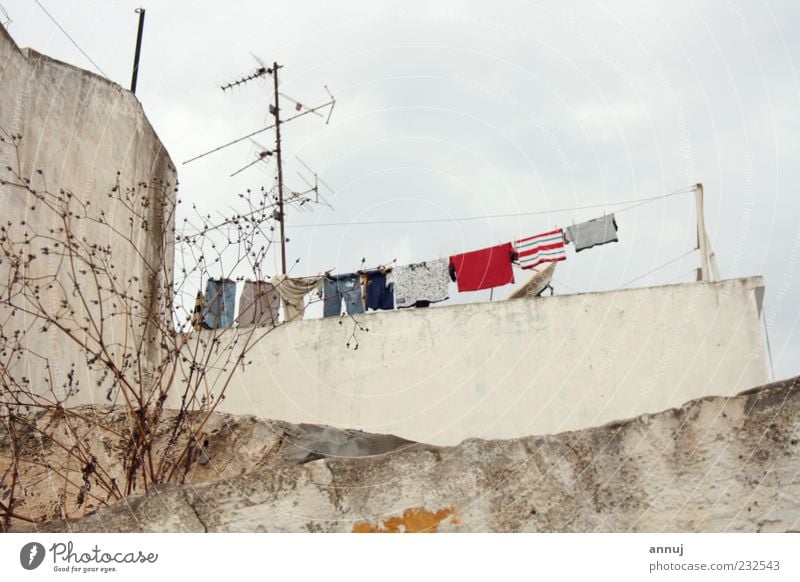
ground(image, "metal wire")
xmin=33 ymin=0 xmax=108 ymax=78
xmin=619 ymin=250 xmax=696 ymax=288
xmin=290 ymin=187 xmax=693 ymax=228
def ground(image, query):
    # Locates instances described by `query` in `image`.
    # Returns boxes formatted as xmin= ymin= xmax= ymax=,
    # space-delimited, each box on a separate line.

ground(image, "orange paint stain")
xmin=352 ymin=507 xmax=458 ymax=533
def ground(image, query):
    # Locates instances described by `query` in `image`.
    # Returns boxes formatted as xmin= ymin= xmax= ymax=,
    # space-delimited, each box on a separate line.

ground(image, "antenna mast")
xmin=271 ymin=63 xmax=288 ymax=274
xmin=184 ymin=59 xmax=336 ymax=276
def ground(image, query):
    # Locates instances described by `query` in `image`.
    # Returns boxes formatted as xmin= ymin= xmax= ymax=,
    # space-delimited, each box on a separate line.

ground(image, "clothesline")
xmin=290 ymin=187 xmax=693 ymax=228
xmin=197 ymin=216 xmax=597 ymax=329
xmin=536 ymin=251 xmax=698 ymax=298
xmin=619 ymin=249 xmax=696 ymax=288
xmin=194 ymin=187 xmax=694 ymax=327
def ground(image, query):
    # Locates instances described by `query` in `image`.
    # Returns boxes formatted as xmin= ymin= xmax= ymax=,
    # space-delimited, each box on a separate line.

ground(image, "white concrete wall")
xmin=176 ymin=277 xmax=768 ymax=446
xmin=0 ymin=25 xmax=176 ymax=404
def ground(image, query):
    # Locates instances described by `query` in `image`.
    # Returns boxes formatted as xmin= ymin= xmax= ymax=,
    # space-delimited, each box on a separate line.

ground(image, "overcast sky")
xmin=2 ymin=0 xmax=798 ymax=379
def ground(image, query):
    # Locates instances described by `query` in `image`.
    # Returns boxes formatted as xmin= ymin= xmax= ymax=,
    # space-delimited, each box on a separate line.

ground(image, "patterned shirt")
xmin=393 ymin=258 xmax=450 ymax=308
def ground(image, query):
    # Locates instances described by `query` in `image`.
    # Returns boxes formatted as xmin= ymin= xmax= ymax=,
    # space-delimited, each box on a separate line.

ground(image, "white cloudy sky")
xmin=2 ymin=0 xmax=798 ymax=379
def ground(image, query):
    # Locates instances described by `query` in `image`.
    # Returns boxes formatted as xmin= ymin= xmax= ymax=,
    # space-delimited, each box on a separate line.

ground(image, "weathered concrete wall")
xmin=0 ymin=24 xmax=176 ymax=404
xmin=174 ymin=277 xmax=768 ymax=445
xmin=30 ymin=376 xmax=800 ymax=532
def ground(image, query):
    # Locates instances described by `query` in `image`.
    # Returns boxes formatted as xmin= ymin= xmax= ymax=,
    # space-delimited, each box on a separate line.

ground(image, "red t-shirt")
xmin=449 ymin=242 xmax=515 ymax=292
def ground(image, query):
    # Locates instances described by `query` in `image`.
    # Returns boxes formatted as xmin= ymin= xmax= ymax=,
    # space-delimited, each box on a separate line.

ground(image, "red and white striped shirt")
xmin=514 ymin=229 xmax=567 ymax=270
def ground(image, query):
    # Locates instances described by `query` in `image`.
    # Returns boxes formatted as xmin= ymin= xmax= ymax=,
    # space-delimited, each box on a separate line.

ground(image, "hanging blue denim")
xmin=322 ymin=273 xmax=364 ymax=317
xmin=365 ymin=272 xmax=394 ymax=311
xmin=203 ymin=278 xmax=236 ymax=329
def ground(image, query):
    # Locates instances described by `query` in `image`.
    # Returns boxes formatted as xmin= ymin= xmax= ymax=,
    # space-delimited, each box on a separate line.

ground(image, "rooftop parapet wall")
xmin=172 ymin=276 xmax=769 ymax=445
xmin=0 ymin=24 xmax=176 ymax=405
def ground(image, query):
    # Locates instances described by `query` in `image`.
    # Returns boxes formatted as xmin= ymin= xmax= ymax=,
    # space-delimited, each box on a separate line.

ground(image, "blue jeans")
xmin=203 ymin=278 xmax=236 ymax=329
xmin=323 ymin=274 xmax=364 ymax=317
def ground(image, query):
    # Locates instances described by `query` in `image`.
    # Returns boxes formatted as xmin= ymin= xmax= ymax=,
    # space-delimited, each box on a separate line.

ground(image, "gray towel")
xmin=565 ymin=214 xmax=618 ymax=252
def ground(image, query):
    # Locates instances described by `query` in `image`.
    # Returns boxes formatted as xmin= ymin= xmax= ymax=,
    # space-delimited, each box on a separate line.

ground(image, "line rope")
xmin=290 ymin=187 xmax=693 ymax=228
xmin=620 ymin=250 xmax=696 ymax=288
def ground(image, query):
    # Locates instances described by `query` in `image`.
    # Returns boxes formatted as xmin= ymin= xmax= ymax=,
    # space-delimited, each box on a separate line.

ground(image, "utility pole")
xmin=130 ymin=8 xmax=146 ymax=94
xmin=271 ymin=63 xmax=287 ymax=275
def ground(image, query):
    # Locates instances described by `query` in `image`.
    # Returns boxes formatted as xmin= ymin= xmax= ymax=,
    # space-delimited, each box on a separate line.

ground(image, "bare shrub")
xmin=0 ymin=128 xmax=339 ymax=529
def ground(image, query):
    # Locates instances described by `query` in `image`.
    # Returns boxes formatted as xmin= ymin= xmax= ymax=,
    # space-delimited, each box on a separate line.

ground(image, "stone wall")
xmin=28 ymin=376 xmax=800 ymax=532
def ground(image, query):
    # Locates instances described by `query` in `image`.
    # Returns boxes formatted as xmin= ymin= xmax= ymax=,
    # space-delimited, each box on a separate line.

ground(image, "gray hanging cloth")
xmin=564 ymin=213 xmax=619 ymax=252
xmin=239 ymin=280 xmax=280 ymax=327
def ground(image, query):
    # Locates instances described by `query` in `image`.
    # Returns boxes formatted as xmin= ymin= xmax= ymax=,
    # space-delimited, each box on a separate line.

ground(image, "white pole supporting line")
xmin=694 ymin=182 xmax=712 ymax=282
xmin=706 ymin=230 xmax=721 ymax=281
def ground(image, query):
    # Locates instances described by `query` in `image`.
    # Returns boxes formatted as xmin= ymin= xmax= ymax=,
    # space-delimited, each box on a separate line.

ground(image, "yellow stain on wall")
xmin=352 ymin=507 xmax=458 ymax=533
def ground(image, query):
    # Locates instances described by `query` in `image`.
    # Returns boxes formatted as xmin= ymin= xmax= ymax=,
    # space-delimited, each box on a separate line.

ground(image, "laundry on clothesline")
xmin=393 ymin=258 xmax=450 ymax=308
xmin=191 ymin=291 xmax=204 ymax=330
xmin=271 ymin=274 xmax=324 ymax=322
xmin=238 ymin=280 xmax=280 ymax=328
xmin=202 ymin=278 xmax=236 ymax=329
xmin=323 ymin=272 xmax=365 ymax=318
xmin=365 ymin=271 xmax=395 ymax=311
xmin=564 ymin=213 xmax=619 ymax=252
xmin=514 ymin=229 xmax=567 ymax=270
xmin=189 ymin=210 xmax=620 ymax=328
xmin=449 ymin=242 xmax=515 ymax=292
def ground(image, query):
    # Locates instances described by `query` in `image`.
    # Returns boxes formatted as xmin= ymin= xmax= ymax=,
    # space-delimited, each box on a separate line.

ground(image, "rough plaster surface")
xmin=25 ymin=377 xmax=800 ymax=533
xmin=0 ymin=24 xmax=175 ymax=405
xmin=175 ymin=276 xmax=769 ymax=445
xmin=0 ymin=407 xmax=415 ymax=527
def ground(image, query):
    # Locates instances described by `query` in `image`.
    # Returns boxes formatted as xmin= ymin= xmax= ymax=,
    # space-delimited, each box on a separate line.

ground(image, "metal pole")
xmin=130 ymin=8 xmax=146 ymax=94
xmin=694 ymin=182 xmax=710 ymax=282
xmin=272 ymin=62 xmax=287 ymax=275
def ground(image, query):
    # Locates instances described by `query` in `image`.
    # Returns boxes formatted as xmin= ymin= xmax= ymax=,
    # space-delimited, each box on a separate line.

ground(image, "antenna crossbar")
xmin=182 ymin=98 xmax=335 ymax=165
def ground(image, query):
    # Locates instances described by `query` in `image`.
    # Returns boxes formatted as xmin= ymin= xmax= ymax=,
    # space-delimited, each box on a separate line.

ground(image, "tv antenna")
xmin=230 ymin=138 xmax=273 ymax=177
xmin=182 ymin=57 xmax=336 ymax=275
xmin=295 ymin=156 xmax=335 ymax=210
